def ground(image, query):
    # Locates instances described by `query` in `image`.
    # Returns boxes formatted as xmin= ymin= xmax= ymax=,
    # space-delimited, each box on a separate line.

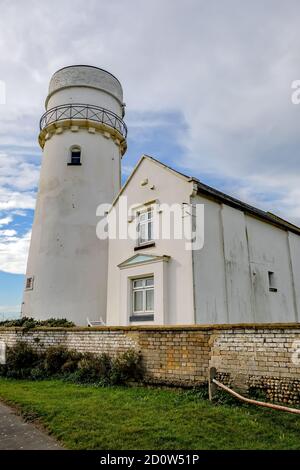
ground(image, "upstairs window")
xmin=68 ymin=146 xmax=81 ymax=165
xmin=137 ymin=207 xmax=153 ymax=245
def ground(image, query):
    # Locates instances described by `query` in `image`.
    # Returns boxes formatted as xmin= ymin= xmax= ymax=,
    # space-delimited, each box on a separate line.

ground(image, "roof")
xmin=193 ymin=178 xmax=300 ymax=236
xmin=114 ymin=154 xmax=300 ymax=236
xmin=118 ymin=253 xmax=170 ymax=269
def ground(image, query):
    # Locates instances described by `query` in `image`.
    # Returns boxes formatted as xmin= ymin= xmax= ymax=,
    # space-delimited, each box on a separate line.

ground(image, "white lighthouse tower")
xmin=22 ymin=65 xmax=127 ymax=325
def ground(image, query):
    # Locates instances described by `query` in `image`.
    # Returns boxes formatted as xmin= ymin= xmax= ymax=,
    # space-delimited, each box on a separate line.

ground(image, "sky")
xmin=0 ymin=0 xmax=300 ymax=315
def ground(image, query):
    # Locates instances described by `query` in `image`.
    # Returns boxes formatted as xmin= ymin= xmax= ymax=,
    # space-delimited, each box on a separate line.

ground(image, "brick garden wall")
xmin=0 ymin=324 xmax=299 ymax=404
xmin=209 ymin=327 xmax=300 ymax=404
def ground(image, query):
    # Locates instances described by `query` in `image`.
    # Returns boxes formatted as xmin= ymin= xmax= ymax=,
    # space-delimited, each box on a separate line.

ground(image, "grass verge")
xmin=0 ymin=378 xmax=299 ymax=450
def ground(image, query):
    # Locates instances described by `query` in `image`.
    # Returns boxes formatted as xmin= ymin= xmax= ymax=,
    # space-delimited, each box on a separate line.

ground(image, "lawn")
xmin=0 ymin=378 xmax=299 ymax=450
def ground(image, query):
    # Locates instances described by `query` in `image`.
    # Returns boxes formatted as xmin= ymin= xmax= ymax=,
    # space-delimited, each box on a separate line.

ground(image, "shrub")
xmin=41 ymin=318 xmax=75 ymax=328
xmin=44 ymin=346 xmax=74 ymax=375
xmin=0 ymin=342 xmax=144 ymax=385
xmin=0 ymin=342 xmax=42 ymax=379
xmin=30 ymin=367 xmax=47 ymax=381
xmin=74 ymin=353 xmax=112 ymax=384
xmin=248 ymin=387 xmax=267 ymax=401
xmin=110 ymin=350 xmax=143 ymax=385
xmin=0 ymin=317 xmax=75 ymax=329
xmin=61 ymin=358 xmax=79 ymax=374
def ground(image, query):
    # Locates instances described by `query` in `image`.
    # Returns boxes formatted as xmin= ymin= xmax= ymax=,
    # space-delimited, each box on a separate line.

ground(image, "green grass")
xmin=0 ymin=378 xmax=299 ymax=450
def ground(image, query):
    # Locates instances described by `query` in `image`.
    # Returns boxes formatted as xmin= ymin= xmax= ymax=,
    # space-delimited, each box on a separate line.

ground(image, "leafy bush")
xmin=0 ymin=342 xmax=43 ymax=379
xmin=61 ymin=358 xmax=79 ymax=374
xmin=0 ymin=317 xmax=75 ymax=329
xmin=248 ymin=387 xmax=267 ymax=401
xmin=69 ymin=353 xmax=112 ymax=384
xmin=44 ymin=346 xmax=74 ymax=375
xmin=110 ymin=350 xmax=144 ymax=385
xmin=41 ymin=318 xmax=76 ymax=328
xmin=0 ymin=342 xmax=143 ymax=386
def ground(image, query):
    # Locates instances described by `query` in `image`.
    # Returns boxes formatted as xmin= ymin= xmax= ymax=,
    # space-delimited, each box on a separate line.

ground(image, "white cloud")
xmin=122 ymin=165 xmax=134 ymax=177
xmin=0 ymin=152 xmax=40 ymax=191
xmin=0 ymin=230 xmax=31 ymax=274
xmin=0 ymin=152 xmax=38 ymax=221
xmin=12 ymin=210 xmax=27 ymax=217
xmin=0 ymin=0 xmax=299 ymax=243
xmin=0 ymin=188 xmax=36 ymax=211
xmin=0 ymin=306 xmax=21 ymax=315
xmin=0 ymin=216 xmax=12 ymax=226
xmin=0 ymin=229 xmax=17 ymax=237
xmin=1 ymin=0 xmax=300 ymax=319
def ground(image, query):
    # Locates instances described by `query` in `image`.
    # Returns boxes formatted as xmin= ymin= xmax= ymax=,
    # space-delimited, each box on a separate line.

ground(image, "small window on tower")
xmin=68 ymin=146 xmax=81 ymax=166
xmin=25 ymin=276 xmax=34 ymax=290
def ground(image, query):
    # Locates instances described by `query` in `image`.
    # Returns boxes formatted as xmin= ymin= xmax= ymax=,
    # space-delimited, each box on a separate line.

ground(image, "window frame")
xmin=25 ymin=276 xmax=34 ymax=291
xmin=132 ymin=276 xmax=154 ymax=316
xmin=136 ymin=207 xmax=154 ymax=246
xmin=68 ymin=146 xmax=82 ymax=166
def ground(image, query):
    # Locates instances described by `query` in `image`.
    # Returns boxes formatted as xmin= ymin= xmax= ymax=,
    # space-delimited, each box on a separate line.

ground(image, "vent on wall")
xmin=268 ymin=271 xmax=277 ymax=292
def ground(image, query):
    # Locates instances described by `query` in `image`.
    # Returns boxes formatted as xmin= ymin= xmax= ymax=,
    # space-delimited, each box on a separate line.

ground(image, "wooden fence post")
xmin=208 ymin=367 xmax=217 ymax=401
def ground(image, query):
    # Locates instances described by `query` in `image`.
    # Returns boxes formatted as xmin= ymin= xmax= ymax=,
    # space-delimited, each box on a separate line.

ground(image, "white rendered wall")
xmin=47 ymin=87 xmax=122 ymax=117
xmin=47 ymin=66 xmax=123 ymax=119
xmin=106 ymin=158 xmax=195 ymax=326
xmin=22 ymin=66 xmax=124 ymax=325
xmin=193 ymin=195 xmax=300 ymax=324
xmin=246 ymin=216 xmax=297 ymax=322
xmin=118 ymin=260 xmax=169 ymax=326
xmin=221 ymin=205 xmax=253 ymax=323
xmin=192 ymin=196 xmax=228 ymax=324
xmin=288 ymin=232 xmax=300 ymax=317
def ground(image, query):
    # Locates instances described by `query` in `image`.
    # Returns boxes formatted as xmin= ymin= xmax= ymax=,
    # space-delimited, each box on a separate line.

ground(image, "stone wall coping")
xmin=0 ymin=322 xmax=299 ymax=333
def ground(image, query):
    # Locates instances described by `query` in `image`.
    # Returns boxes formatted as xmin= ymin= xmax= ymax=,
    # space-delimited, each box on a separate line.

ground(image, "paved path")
xmin=0 ymin=402 xmax=62 ymax=450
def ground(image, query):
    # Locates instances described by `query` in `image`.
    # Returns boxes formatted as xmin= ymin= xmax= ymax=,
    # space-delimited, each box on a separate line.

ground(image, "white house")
xmin=106 ymin=155 xmax=300 ymax=326
xmin=22 ymin=65 xmax=300 ymax=326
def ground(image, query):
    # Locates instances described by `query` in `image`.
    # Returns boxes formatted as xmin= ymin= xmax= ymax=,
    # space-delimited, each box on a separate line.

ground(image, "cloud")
xmin=0 ymin=306 xmax=21 ymax=315
xmin=0 ymin=187 xmax=36 ymax=211
xmin=0 ymin=229 xmax=17 ymax=237
xmin=0 ymin=230 xmax=31 ymax=274
xmin=0 ymin=0 xmax=299 ymax=285
xmin=3 ymin=3 xmax=300 ymax=219
xmin=0 ymin=152 xmax=40 ymax=190
xmin=0 ymin=152 xmax=37 ymax=223
xmin=0 ymin=216 xmax=12 ymax=226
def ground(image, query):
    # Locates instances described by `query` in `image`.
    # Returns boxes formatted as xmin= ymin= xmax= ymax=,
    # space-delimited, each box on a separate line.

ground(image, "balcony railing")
xmin=40 ymin=103 xmax=127 ymax=138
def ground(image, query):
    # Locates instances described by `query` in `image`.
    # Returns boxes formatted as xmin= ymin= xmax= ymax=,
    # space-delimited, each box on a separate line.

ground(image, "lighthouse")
xmin=22 ymin=65 xmax=127 ymax=325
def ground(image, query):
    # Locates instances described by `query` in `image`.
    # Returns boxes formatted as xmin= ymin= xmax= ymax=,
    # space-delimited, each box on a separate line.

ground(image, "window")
xmin=25 ymin=276 xmax=34 ymax=290
xmin=68 ymin=146 xmax=81 ymax=165
xmin=268 ymin=271 xmax=277 ymax=292
xmin=137 ymin=207 xmax=153 ymax=245
xmin=132 ymin=277 xmax=154 ymax=317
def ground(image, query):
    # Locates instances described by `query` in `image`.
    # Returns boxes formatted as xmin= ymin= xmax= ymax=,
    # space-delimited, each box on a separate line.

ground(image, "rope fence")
xmin=208 ymin=367 xmax=300 ymax=415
